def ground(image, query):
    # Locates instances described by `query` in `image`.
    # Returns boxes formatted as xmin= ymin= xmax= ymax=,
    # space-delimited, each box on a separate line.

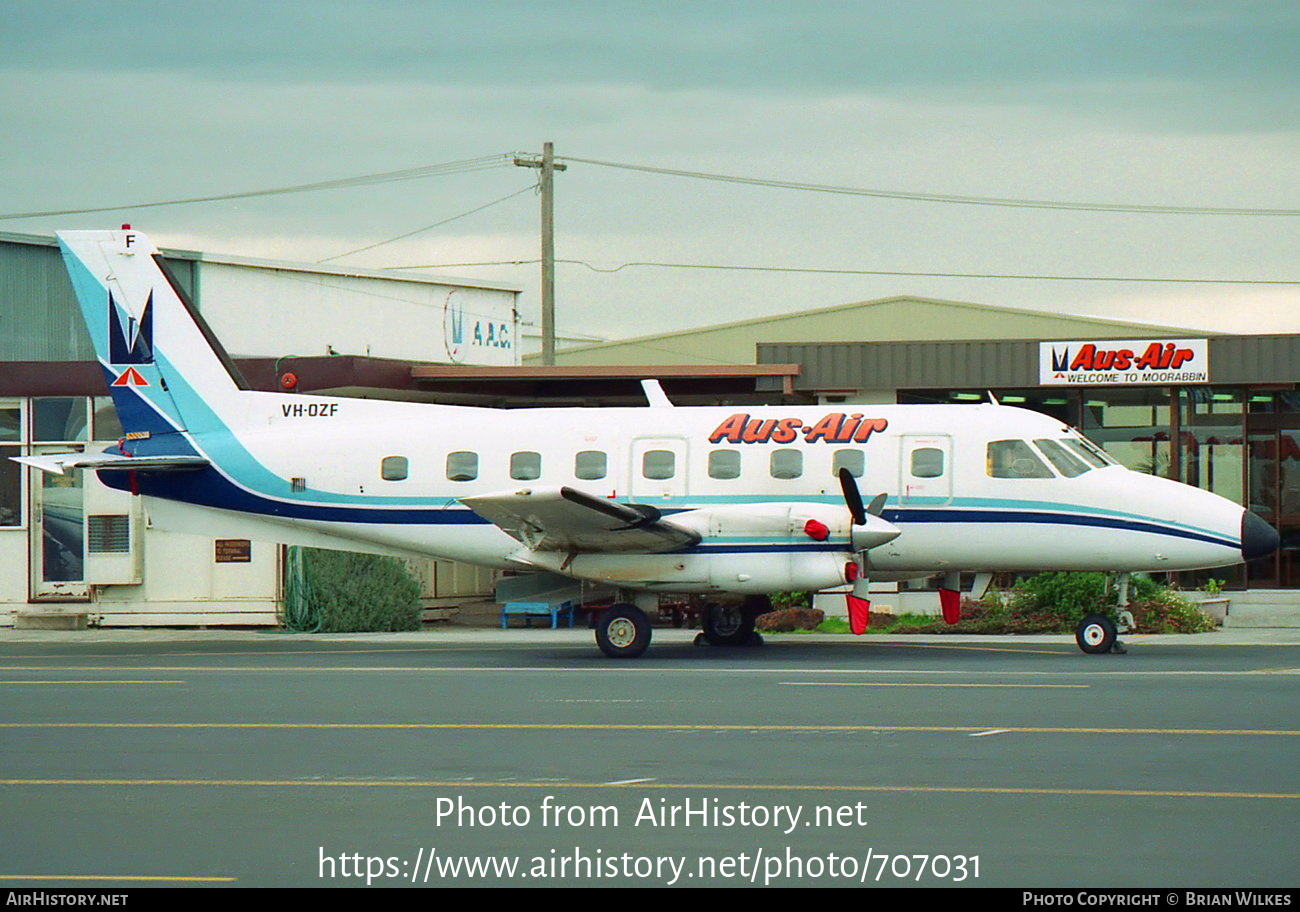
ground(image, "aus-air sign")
xmin=1039 ymin=339 xmax=1209 ymax=386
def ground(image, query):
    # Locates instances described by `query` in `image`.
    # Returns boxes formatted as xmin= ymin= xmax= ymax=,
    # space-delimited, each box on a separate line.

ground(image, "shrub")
xmin=281 ymin=547 xmax=423 ymax=633
xmin=755 ymin=607 xmax=825 ymax=632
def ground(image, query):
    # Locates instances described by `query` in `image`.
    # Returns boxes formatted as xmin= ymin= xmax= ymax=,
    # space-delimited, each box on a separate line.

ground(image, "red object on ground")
xmin=940 ymin=588 xmax=961 ymax=624
xmin=847 ymin=594 xmax=871 ymax=635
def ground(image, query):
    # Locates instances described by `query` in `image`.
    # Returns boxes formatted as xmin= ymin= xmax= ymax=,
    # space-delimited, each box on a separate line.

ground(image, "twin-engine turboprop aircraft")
xmin=17 ymin=229 xmax=1279 ymax=656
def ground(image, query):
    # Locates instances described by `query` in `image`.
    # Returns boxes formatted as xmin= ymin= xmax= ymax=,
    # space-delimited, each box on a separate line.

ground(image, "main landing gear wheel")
xmin=596 ymin=604 xmax=651 ymax=659
xmin=1076 ymin=614 xmax=1118 ymax=655
xmin=701 ymin=602 xmax=757 ymax=647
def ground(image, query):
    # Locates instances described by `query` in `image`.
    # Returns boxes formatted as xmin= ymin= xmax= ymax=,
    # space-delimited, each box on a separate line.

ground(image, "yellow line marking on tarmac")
xmin=0 ymin=875 xmax=235 ymax=883
xmin=2 ymin=722 xmax=1295 ymax=736
xmin=0 ymin=778 xmax=1292 ymax=800
xmin=0 ymin=681 xmax=185 ymax=685
xmin=780 ymin=682 xmax=1088 ymax=689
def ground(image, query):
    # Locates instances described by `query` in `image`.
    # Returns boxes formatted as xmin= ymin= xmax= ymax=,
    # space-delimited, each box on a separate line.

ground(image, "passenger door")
xmin=899 ymin=435 xmax=953 ymax=505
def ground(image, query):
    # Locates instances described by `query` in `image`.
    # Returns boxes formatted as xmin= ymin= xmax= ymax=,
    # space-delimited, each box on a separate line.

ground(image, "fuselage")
xmin=110 ymin=392 xmax=1253 ymax=593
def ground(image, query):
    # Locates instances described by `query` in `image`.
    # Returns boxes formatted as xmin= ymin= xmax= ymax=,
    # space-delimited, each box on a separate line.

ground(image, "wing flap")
xmin=461 ymin=486 xmax=699 ymax=553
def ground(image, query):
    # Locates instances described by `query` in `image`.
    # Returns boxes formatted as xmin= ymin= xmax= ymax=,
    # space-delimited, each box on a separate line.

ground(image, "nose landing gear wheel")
xmin=596 ymin=604 xmax=651 ymax=658
xmin=1076 ymin=614 xmax=1118 ymax=655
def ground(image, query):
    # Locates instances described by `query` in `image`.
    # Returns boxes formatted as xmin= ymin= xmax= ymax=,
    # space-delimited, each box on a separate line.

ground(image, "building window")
xmin=911 ymin=447 xmax=944 ymax=478
xmin=770 ymin=449 xmax=802 ymax=480
xmin=446 ymin=451 xmax=478 ymax=482
xmin=987 ymin=440 xmax=1053 ymax=479
xmin=33 ymin=397 xmax=88 ymax=442
xmin=1179 ymin=388 xmax=1244 ymax=505
xmin=510 ymin=451 xmax=541 ymax=481
xmin=1081 ymin=387 xmax=1172 ymax=475
xmin=381 ymin=456 xmax=409 ymax=481
xmin=0 ymin=446 xmax=19 ymax=526
xmin=575 ymin=450 xmax=607 ymax=481
xmin=91 ymin=397 xmax=123 ymax=441
xmin=832 ymin=449 xmax=864 ymax=478
xmin=642 ymin=449 xmax=675 ymax=480
xmin=708 ymin=449 xmax=741 ymax=480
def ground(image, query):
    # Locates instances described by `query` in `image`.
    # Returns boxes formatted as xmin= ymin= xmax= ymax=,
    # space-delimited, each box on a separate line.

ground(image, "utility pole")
xmin=513 ymin=142 xmax=566 ymax=365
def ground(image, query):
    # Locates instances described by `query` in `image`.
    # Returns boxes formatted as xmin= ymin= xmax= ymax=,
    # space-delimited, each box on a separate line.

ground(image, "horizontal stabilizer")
xmin=461 ymin=486 xmax=700 ymax=553
xmin=12 ymin=452 xmax=209 ymax=476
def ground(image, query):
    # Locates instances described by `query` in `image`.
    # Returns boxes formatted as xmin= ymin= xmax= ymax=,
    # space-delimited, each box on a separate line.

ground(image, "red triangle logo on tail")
xmin=112 ymin=367 xmax=150 ymax=387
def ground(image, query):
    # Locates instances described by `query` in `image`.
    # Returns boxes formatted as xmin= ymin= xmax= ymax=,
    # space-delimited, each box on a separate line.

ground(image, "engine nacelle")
xmin=519 ymin=502 xmax=855 ymax=593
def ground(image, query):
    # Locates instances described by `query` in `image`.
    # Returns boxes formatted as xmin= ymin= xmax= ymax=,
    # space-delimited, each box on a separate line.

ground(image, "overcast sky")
xmin=2 ymin=1 xmax=1297 ymax=357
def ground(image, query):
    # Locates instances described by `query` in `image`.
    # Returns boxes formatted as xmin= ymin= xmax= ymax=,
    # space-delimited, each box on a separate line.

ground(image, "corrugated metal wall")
xmin=761 ymin=337 xmax=1299 ymax=391
xmin=0 ymin=239 xmax=94 ymax=360
xmin=0 ymin=237 xmax=197 ymax=362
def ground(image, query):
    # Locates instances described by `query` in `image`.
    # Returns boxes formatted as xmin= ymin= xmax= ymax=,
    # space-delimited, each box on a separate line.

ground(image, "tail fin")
xmin=57 ymin=229 xmax=250 ymax=442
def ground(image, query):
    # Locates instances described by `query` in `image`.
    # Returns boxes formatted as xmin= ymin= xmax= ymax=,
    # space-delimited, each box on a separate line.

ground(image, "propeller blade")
xmin=865 ymin=492 xmax=887 ymax=517
xmin=838 ymin=467 xmax=866 ymax=526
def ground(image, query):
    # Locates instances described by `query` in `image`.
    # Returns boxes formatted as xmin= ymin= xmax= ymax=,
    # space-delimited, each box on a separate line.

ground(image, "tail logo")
xmin=108 ymin=291 xmax=154 ymax=365
xmin=111 ymin=366 xmax=151 ymax=387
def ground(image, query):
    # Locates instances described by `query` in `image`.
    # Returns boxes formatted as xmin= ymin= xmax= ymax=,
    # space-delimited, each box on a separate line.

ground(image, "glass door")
xmin=29 ymin=445 xmax=89 ymax=599
xmin=1245 ymin=428 xmax=1300 ymax=589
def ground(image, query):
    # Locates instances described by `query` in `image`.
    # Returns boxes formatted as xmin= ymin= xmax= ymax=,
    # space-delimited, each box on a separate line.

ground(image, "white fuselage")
xmin=132 ymin=393 xmax=1247 ymax=594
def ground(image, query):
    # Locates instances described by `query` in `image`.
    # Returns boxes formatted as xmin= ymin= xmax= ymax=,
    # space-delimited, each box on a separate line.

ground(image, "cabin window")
xmin=642 ymin=449 xmax=676 ymax=480
xmin=510 ymin=451 xmax=541 ymax=481
xmin=770 ymin=448 xmax=803 ymax=480
xmin=708 ymin=449 xmax=741 ymax=480
xmin=1034 ymin=439 xmax=1089 ymax=478
xmin=987 ymin=440 xmax=1052 ymax=479
xmin=446 ymin=451 xmax=479 ymax=482
xmin=380 ymin=455 xmax=409 ymax=481
xmin=575 ymin=450 xmax=607 ymax=480
xmin=832 ymin=449 xmax=865 ymax=478
xmin=910 ymin=447 xmax=945 ymax=478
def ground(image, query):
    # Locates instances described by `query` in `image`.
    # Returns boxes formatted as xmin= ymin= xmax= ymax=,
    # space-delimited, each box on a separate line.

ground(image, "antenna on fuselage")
xmin=641 ymin=379 xmax=674 ymax=408
xmin=987 ymin=390 xmax=1000 ymax=405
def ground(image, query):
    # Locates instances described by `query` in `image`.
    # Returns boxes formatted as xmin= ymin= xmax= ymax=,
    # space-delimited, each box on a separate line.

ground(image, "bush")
xmin=1125 ymin=589 xmax=1216 ymax=634
xmin=755 ymin=607 xmax=825 ymax=632
xmin=282 ymin=547 xmax=423 ymax=633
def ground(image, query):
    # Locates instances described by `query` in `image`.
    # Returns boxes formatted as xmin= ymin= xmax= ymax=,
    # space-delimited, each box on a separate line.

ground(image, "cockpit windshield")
xmin=987 ymin=433 xmax=1116 ymax=480
xmin=1064 ymin=434 xmax=1115 ymax=467
xmin=1033 ymin=438 xmax=1090 ymax=477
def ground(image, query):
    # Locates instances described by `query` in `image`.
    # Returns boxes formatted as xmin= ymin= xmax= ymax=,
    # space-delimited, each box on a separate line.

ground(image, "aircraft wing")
xmin=12 ymin=452 xmax=210 ymax=476
xmin=460 ymin=486 xmax=700 ymax=553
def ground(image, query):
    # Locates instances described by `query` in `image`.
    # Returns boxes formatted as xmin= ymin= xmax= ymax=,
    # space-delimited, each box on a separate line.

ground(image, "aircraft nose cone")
xmin=1241 ymin=511 xmax=1280 ymax=561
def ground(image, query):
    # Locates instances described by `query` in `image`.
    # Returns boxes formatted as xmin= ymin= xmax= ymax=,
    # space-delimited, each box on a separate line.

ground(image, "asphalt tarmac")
xmin=0 ymin=626 xmax=1296 ymax=888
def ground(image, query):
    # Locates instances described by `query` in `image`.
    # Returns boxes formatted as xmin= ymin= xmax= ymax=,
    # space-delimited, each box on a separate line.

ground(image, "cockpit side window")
xmin=987 ymin=439 xmax=1053 ymax=479
xmin=1034 ymin=439 xmax=1089 ymax=477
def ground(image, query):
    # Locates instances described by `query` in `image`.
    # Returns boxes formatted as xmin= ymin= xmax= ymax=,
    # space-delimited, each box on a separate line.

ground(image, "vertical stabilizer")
xmin=57 ymin=229 xmax=250 ymax=442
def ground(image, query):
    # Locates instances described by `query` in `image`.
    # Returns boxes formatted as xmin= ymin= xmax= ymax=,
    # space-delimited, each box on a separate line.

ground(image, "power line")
xmin=559 ymin=155 xmax=1300 ymax=217
xmin=0 ymin=155 xmax=513 ymax=221
xmin=386 ymin=257 xmax=1298 ymax=286
xmin=317 ymin=182 xmax=538 ymax=263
